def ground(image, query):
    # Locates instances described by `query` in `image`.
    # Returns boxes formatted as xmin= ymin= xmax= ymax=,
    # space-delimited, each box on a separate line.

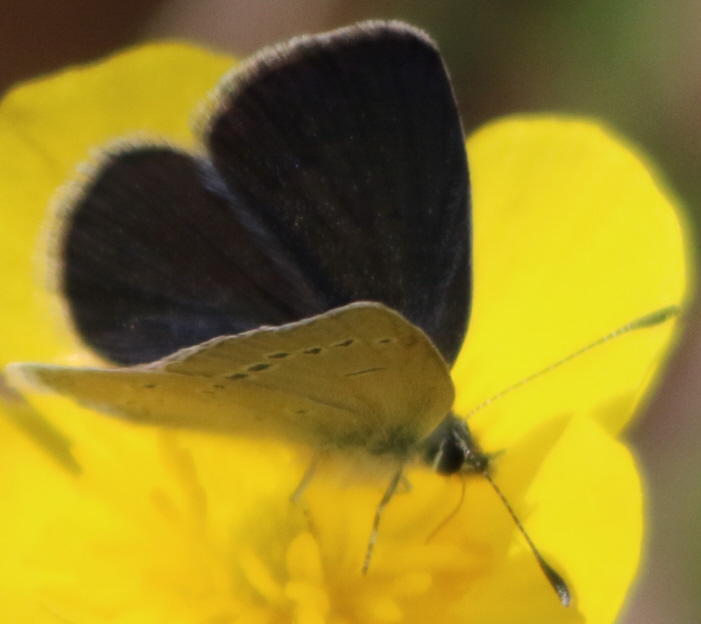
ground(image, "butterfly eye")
xmin=430 ymin=434 xmax=466 ymax=475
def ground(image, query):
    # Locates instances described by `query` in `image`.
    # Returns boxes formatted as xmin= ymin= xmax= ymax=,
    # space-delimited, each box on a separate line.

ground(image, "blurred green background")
xmin=1 ymin=1 xmax=699 ymax=622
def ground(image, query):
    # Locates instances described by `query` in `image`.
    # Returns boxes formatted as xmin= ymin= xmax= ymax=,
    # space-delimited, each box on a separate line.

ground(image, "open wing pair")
xmin=14 ymin=22 xmax=470 ymax=459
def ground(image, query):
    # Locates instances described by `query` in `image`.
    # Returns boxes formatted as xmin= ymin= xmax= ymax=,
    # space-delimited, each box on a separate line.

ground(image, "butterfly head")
xmin=423 ymin=412 xmax=491 ymax=476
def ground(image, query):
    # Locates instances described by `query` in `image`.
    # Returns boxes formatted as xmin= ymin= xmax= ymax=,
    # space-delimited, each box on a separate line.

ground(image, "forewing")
xmin=13 ymin=303 xmax=454 ymax=453
xmin=205 ymin=21 xmax=471 ymax=364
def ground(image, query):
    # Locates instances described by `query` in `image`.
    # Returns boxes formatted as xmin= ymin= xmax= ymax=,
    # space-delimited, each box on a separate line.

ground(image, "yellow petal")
xmin=455 ymin=415 xmax=642 ymax=624
xmin=0 ymin=403 xmax=255 ymax=622
xmin=453 ymin=117 xmax=688 ymax=447
xmin=0 ymin=43 xmax=235 ymax=368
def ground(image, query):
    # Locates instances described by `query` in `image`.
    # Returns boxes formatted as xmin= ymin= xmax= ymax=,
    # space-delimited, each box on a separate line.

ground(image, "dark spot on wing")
xmin=213 ymin=384 xmax=225 ymax=389
xmin=378 ymin=338 xmax=392 ymax=344
xmin=248 ymin=363 xmax=271 ymax=372
xmin=333 ymin=339 xmax=354 ymax=347
xmin=227 ymin=372 xmax=249 ymax=380
xmin=346 ymin=367 xmax=385 ymax=377
xmin=303 ymin=347 xmax=323 ymax=355
xmin=143 ymin=384 xmax=156 ymax=389
xmin=267 ymin=352 xmax=290 ymax=359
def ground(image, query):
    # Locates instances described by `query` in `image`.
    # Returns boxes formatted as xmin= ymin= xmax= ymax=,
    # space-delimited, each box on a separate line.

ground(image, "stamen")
xmin=157 ymin=432 xmax=208 ymax=529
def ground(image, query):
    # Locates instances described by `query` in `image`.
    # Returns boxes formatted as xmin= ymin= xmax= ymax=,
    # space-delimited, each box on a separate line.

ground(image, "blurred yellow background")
xmin=1 ymin=1 xmax=698 ymax=622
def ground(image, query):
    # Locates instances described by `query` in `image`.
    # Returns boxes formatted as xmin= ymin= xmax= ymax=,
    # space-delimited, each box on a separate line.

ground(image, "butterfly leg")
xmin=289 ymin=454 xmax=325 ymax=539
xmin=290 ymin=454 xmax=321 ymax=503
xmin=397 ymin=474 xmax=413 ymax=495
xmin=362 ymin=467 xmax=404 ymax=574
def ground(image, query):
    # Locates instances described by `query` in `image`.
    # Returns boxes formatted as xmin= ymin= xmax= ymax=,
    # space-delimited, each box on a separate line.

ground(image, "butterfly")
xmin=8 ymin=20 xmax=678 ymax=607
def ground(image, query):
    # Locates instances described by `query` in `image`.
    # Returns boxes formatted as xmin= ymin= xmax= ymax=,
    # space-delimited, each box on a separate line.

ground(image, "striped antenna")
xmin=465 ymin=305 xmax=681 ymax=419
xmin=484 ymin=473 xmax=571 ymax=606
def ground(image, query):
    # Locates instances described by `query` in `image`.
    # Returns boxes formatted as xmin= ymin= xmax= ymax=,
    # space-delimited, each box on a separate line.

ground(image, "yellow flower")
xmin=0 ymin=41 xmax=687 ymax=624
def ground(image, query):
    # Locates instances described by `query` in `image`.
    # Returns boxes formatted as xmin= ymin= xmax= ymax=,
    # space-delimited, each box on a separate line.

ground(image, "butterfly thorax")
xmin=363 ymin=423 xmax=423 ymax=458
